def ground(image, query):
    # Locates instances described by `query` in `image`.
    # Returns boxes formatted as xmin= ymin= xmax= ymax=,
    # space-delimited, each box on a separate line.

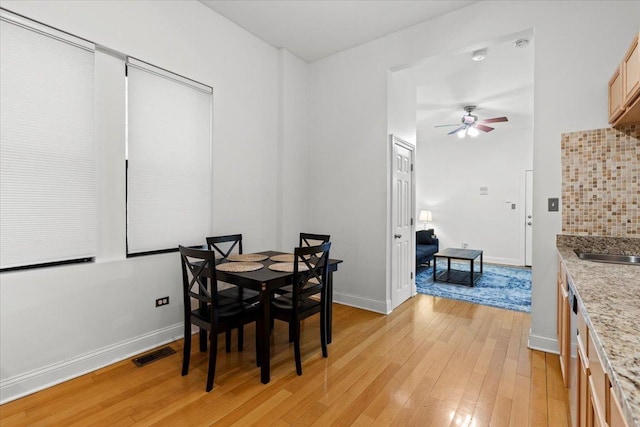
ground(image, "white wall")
xmin=308 ymin=1 xmax=640 ymax=350
xmin=0 ymin=0 xmax=308 ymax=402
xmin=278 ymin=49 xmax=311 ymax=249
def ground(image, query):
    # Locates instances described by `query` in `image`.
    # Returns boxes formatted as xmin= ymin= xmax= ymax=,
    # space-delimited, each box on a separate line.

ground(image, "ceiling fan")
xmin=435 ymin=105 xmax=508 ymax=138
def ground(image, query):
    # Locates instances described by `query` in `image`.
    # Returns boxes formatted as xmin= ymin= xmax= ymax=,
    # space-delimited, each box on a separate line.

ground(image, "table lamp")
xmin=418 ymin=210 xmax=432 ymax=230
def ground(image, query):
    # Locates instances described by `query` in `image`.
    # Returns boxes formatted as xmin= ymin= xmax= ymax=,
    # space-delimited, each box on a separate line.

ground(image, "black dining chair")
xmin=179 ymin=245 xmax=259 ymax=392
xmin=270 ymin=242 xmax=331 ymax=375
xmin=206 ymin=234 xmax=260 ymax=305
xmin=275 ymin=233 xmax=331 ymax=297
xmin=299 ymin=232 xmax=333 ymax=342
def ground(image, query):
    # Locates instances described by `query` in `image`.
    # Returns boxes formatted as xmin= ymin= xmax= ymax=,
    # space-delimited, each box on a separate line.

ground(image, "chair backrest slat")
xmin=299 ymin=232 xmax=330 ymax=248
xmin=206 ymin=234 xmax=243 ymax=259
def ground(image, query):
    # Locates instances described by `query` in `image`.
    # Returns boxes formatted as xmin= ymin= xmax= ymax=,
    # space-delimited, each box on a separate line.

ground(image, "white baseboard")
xmin=483 ymin=256 xmax=523 ymax=266
xmin=333 ymin=291 xmax=388 ymax=314
xmin=0 ymin=323 xmax=183 ymax=404
xmin=527 ymin=330 xmax=559 ymax=354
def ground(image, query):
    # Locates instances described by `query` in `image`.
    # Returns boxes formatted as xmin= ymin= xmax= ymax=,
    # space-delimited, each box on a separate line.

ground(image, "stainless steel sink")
xmin=574 ymin=251 xmax=640 ymax=265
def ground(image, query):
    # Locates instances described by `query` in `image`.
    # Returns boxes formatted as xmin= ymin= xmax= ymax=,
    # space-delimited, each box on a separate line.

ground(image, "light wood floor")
xmin=0 ymin=295 xmax=569 ymax=426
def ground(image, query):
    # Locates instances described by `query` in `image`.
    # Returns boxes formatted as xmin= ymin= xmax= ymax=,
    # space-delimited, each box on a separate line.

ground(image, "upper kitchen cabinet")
xmin=610 ymin=32 xmax=640 ymax=127
xmin=609 ymin=66 xmax=624 ymax=123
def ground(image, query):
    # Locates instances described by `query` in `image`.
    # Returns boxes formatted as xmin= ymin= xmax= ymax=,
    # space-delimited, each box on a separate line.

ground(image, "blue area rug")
xmin=416 ymin=262 xmax=531 ymax=313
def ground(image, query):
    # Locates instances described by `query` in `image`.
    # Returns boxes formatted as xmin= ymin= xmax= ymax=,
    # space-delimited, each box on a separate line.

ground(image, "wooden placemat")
xmin=270 ymin=253 xmax=295 ymax=262
xmin=269 ymin=262 xmax=309 ymax=273
xmin=226 ymin=253 xmax=268 ymax=262
xmin=216 ymin=262 xmax=264 ymax=272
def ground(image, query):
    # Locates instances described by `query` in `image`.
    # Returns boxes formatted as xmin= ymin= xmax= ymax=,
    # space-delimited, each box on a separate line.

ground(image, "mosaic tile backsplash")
xmin=561 ymin=125 xmax=639 ymax=237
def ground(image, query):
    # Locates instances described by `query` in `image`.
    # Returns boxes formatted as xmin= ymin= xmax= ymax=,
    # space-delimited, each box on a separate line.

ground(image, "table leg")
xmin=327 ymin=270 xmax=333 ymax=344
xmin=259 ymin=283 xmax=271 ymax=384
xmin=433 ymin=257 xmax=437 ymax=281
xmin=470 ymin=259 xmax=474 ymax=287
xmin=480 ymin=252 xmax=483 ymax=273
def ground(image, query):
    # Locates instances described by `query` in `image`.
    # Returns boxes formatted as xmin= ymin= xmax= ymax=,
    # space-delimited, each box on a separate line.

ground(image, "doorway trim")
xmin=524 ymin=169 xmax=533 ymax=266
xmin=388 ymin=134 xmax=416 ymax=312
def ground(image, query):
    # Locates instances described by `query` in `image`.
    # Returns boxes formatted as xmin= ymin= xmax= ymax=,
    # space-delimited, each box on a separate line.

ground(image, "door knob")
xmin=394 ymin=234 xmax=402 ymax=239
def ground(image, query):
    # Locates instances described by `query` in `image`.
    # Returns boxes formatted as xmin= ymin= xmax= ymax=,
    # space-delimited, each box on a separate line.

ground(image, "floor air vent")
xmin=133 ymin=346 xmax=176 ymax=367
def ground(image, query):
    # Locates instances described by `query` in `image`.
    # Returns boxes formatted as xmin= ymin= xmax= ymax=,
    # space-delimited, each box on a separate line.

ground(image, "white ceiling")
xmin=407 ymin=30 xmax=535 ymax=142
xmin=199 ymin=1 xmax=533 ymax=136
xmin=199 ymin=0 xmax=479 ymax=63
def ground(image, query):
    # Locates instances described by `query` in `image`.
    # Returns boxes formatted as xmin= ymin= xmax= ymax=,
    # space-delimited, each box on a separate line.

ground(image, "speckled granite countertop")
xmin=557 ymin=235 xmax=640 ymax=427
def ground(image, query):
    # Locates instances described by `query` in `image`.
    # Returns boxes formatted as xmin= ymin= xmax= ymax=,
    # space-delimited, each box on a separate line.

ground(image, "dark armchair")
xmin=416 ymin=229 xmax=439 ymax=267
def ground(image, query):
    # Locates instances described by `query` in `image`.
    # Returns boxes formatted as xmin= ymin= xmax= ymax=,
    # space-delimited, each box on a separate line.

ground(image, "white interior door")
xmin=391 ymin=136 xmax=414 ymax=310
xmin=525 ymin=169 xmax=533 ymax=266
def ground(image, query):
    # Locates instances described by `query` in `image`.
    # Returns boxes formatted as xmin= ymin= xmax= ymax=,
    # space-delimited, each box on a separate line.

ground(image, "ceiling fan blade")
xmin=475 ymin=124 xmax=494 ymax=132
xmin=480 ymin=116 xmax=508 ymax=124
xmin=434 ymin=124 xmax=460 ymax=128
xmin=447 ymin=126 xmax=466 ymax=135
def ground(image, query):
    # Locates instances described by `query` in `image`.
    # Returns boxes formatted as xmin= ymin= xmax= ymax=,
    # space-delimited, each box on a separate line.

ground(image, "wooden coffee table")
xmin=433 ymin=248 xmax=483 ymax=287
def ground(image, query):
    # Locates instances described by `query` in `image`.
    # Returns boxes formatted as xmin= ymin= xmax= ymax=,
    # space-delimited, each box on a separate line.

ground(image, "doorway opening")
xmin=388 ymin=28 xmax=534 ymax=311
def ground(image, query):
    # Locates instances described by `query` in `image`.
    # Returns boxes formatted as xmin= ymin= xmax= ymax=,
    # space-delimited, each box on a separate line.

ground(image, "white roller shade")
xmin=0 ymin=10 xmax=96 ymax=270
xmin=126 ymin=58 xmax=212 ymax=255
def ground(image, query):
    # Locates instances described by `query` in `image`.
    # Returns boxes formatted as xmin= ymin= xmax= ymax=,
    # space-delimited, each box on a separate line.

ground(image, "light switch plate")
xmin=548 ymin=198 xmax=559 ymax=212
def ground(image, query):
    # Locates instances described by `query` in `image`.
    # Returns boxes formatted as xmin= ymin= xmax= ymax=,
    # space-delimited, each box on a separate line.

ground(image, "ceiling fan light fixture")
xmin=457 ymin=128 xmax=467 ymax=138
xmin=462 ymin=114 xmax=476 ymax=125
xmin=468 ymin=127 xmax=479 ymax=137
xmin=472 ymin=48 xmax=487 ymax=61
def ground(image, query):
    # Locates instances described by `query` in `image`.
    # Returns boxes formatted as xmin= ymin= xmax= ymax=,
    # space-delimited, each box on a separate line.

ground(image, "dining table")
xmin=212 ymin=250 xmax=343 ymax=384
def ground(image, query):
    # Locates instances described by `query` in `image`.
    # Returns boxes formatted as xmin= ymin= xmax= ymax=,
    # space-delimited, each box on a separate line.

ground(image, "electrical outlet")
xmin=155 ymin=297 xmax=169 ymax=307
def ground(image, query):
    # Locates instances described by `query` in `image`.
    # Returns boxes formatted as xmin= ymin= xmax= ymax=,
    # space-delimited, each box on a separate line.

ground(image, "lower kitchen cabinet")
xmin=557 ymin=252 xmax=634 ymax=427
xmin=588 ymin=327 xmax=609 ymax=427
xmin=577 ymin=311 xmax=592 ymax=427
xmin=610 ymin=385 xmax=630 ymax=427
xmin=557 ymin=258 xmax=571 ymax=387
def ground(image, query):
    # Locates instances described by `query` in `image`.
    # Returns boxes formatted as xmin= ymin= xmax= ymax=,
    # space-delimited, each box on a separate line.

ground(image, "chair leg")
xmin=182 ymin=325 xmax=191 ymax=376
xmin=225 ymin=329 xmax=232 ymax=353
xmin=206 ymin=330 xmax=217 ymax=392
xmin=293 ymin=320 xmax=302 ymax=376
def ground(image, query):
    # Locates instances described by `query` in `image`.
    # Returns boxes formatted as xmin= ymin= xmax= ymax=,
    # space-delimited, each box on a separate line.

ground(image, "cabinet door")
xmin=610 ymin=387 xmax=630 ymax=427
xmin=609 ymin=66 xmax=625 ymax=123
xmin=623 ymin=33 xmax=640 ymax=105
xmin=588 ymin=336 xmax=608 ymax=422
xmin=589 ymin=375 xmax=608 ymax=427
xmin=577 ymin=337 xmax=591 ymax=426
xmin=557 ymin=257 xmax=570 ymax=386
xmin=559 ymin=285 xmax=570 ymax=386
